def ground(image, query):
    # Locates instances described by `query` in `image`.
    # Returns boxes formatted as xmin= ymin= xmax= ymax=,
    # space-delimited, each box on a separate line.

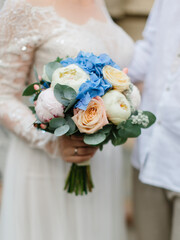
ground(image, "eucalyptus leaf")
xmin=65 ymin=98 xmax=77 ymax=113
xmin=49 ymin=118 xmax=66 ymax=129
xmin=118 ymin=123 xmax=141 ymax=138
xmin=54 ymin=125 xmax=70 ymax=137
xmin=99 ymin=124 xmax=113 ymax=135
xmin=84 ymin=132 xmax=106 ymax=146
xmin=65 ymin=115 xmax=77 ymax=135
xmin=54 ymin=84 xmax=77 ymax=106
xmin=111 ymin=137 xmax=127 ymax=146
xmin=23 ymin=83 xmax=40 ymax=96
xmin=45 ymin=61 xmax=62 ymax=81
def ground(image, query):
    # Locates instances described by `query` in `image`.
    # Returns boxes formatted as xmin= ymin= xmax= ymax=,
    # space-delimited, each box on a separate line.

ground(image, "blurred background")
xmin=0 ymin=0 xmax=154 ymax=238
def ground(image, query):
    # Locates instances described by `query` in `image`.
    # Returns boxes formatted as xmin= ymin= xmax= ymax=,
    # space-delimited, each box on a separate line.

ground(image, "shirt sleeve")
xmin=0 ymin=1 xmax=60 ymax=158
xmin=128 ymin=0 xmax=162 ymax=83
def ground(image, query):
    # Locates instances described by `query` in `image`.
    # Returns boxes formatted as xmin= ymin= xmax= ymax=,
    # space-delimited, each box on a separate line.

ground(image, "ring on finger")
xmin=74 ymin=148 xmax=78 ymax=156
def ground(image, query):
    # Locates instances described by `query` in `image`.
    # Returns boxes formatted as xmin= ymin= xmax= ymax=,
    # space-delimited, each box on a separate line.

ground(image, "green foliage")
xmin=65 ymin=115 xmax=77 ymax=135
xmin=44 ymin=61 xmax=62 ymax=81
xmin=65 ymin=98 xmax=77 ymax=113
xmin=49 ymin=117 xmax=66 ymax=129
xmin=56 ymin=57 xmax=63 ymax=63
xmin=54 ymin=125 xmax=70 ymax=137
xmin=118 ymin=121 xmax=141 ymax=138
xmin=22 ymin=83 xmax=40 ymax=96
xmin=84 ymin=132 xmax=106 ymax=145
xmin=54 ymin=84 xmax=77 ymax=106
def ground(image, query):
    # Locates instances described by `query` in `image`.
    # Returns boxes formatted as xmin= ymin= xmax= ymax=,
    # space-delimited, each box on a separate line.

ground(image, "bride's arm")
xmin=0 ymin=1 xmax=97 ymax=162
xmin=0 ymin=2 xmax=62 ymax=157
xmin=128 ymin=0 xmax=162 ymax=83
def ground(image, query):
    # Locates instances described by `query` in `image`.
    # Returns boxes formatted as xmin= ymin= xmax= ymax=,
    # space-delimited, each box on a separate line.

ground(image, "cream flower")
xmin=102 ymin=90 xmax=131 ymax=125
xmin=51 ymin=64 xmax=90 ymax=92
xmin=35 ymin=88 xmax=64 ymax=123
xmin=103 ymin=65 xmax=130 ymax=92
xmin=72 ymin=96 xmax=108 ymax=134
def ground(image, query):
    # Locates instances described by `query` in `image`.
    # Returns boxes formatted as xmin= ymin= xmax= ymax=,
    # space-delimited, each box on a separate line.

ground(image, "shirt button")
xmin=166 ymin=87 xmax=170 ymax=91
xmin=157 ymin=120 xmax=161 ymax=125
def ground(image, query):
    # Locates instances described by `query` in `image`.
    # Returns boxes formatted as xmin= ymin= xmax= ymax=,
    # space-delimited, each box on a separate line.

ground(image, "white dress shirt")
xmin=128 ymin=0 xmax=180 ymax=192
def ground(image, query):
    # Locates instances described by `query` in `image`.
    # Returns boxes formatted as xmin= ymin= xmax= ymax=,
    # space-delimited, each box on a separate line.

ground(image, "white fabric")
xmin=128 ymin=0 xmax=180 ymax=192
xmin=0 ymin=0 xmax=134 ymax=240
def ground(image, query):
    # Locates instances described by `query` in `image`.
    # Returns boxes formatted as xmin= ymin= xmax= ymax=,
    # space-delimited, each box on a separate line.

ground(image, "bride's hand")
xmin=59 ymin=135 xmax=98 ymax=164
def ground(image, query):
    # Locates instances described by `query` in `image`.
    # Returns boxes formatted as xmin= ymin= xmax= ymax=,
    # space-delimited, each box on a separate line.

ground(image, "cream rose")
xmin=102 ymin=90 xmax=131 ymax=125
xmin=103 ymin=65 xmax=130 ymax=92
xmin=51 ymin=64 xmax=90 ymax=92
xmin=35 ymin=88 xmax=64 ymax=123
xmin=72 ymin=96 xmax=108 ymax=134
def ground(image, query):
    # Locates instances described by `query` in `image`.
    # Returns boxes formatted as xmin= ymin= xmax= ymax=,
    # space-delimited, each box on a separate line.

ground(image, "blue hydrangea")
xmin=60 ymin=51 xmax=120 ymax=110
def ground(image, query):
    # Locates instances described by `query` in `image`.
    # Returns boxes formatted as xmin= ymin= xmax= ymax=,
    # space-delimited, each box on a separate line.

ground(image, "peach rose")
xmin=72 ymin=96 xmax=108 ymax=134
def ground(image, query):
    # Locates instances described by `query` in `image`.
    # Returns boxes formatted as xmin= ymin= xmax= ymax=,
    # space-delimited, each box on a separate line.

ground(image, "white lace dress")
xmin=0 ymin=1 xmax=134 ymax=240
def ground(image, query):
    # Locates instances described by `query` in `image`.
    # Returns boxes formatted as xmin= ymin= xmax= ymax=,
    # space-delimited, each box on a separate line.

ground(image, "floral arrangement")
xmin=23 ymin=51 xmax=156 ymax=195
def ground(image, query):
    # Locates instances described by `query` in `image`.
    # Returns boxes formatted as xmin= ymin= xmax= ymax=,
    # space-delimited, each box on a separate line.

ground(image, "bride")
xmin=0 ymin=0 xmax=134 ymax=239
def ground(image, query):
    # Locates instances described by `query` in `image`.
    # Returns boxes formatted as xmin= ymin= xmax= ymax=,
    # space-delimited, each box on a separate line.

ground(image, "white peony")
xmin=35 ymin=88 xmax=64 ymax=123
xmin=102 ymin=90 xmax=131 ymax=125
xmin=51 ymin=64 xmax=90 ymax=92
xmin=103 ymin=65 xmax=130 ymax=92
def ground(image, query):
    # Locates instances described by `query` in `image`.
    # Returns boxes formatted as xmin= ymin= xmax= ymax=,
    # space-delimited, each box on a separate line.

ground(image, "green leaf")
xmin=99 ymin=124 xmax=113 ymax=135
xmin=34 ymin=67 xmax=39 ymax=82
xmin=65 ymin=115 xmax=77 ymax=135
xmin=45 ymin=61 xmax=62 ymax=81
xmin=111 ymin=137 xmax=127 ymax=146
xmin=84 ymin=132 xmax=106 ymax=146
xmin=54 ymin=125 xmax=70 ymax=136
xmin=56 ymin=57 xmax=63 ymax=63
xmin=140 ymin=111 xmax=156 ymax=128
xmin=29 ymin=106 xmax=36 ymax=114
xmin=54 ymin=84 xmax=77 ymax=106
xmin=118 ymin=121 xmax=141 ymax=138
xmin=65 ymin=98 xmax=77 ymax=113
xmin=22 ymin=83 xmax=40 ymax=96
xmin=49 ymin=117 xmax=66 ymax=129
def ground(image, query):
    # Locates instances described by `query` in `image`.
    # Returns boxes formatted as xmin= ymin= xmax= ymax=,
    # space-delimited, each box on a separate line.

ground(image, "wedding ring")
xmin=74 ymin=148 xmax=78 ymax=155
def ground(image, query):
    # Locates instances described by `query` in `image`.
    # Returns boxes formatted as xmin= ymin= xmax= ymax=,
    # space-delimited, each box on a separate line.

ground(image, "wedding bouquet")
xmin=23 ymin=51 xmax=156 ymax=195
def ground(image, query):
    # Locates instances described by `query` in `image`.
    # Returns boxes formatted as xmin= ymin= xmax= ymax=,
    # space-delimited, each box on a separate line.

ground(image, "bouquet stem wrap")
xmin=64 ymin=161 xmax=94 ymax=195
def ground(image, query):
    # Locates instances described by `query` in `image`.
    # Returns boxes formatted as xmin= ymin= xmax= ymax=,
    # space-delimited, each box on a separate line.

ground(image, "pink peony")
xmin=72 ymin=96 xmax=108 ymax=134
xmin=35 ymin=88 xmax=64 ymax=123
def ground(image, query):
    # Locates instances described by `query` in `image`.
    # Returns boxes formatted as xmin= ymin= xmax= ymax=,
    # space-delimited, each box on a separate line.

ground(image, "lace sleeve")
xmin=0 ymin=1 xmax=60 ymax=157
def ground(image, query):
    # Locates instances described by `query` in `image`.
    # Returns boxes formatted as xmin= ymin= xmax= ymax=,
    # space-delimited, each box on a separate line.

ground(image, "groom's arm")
xmin=128 ymin=0 xmax=162 ymax=83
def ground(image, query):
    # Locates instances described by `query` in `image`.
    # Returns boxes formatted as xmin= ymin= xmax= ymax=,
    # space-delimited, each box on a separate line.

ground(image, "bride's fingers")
xmin=64 ymin=155 xmax=93 ymax=164
xmin=64 ymin=147 xmax=97 ymax=156
xmin=71 ymin=135 xmax=84 ymax=141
